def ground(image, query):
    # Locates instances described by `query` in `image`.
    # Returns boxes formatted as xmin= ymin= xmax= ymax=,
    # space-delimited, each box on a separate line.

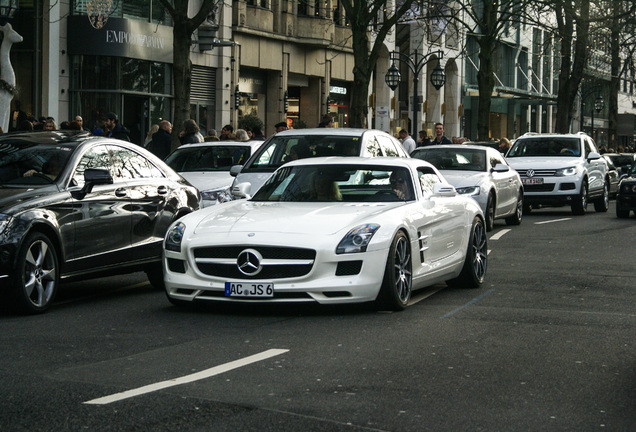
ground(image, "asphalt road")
xmin=1 ymin=202 xmax=635 ymax=431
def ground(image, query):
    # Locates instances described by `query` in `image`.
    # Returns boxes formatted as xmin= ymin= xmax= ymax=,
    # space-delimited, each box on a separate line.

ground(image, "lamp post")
xmin=580 ymin=85 xmax=604 ymax=143
xmin=0 ymin=0 xmax=18 ymax=24
xmin=385 ymin=50 xmax=445 ymax=138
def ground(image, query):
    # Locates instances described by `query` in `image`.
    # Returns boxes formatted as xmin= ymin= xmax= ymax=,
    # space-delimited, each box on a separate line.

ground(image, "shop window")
xmin=151 ymin=62 xmax=171 ymax=95
xmin=122 ymin=58 xmax=150 ymax=92
xmin=72 ymin=56 xmax=118 ymax=90
xmin=71 ymin=0 xmax=171 ymax=24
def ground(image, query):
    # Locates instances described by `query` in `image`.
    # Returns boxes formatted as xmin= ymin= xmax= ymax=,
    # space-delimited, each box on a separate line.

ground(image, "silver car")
xmin=222 ymin=128 xmax=410 ymax=201
xmin=411 ymin=144 xmax=523 ymax=231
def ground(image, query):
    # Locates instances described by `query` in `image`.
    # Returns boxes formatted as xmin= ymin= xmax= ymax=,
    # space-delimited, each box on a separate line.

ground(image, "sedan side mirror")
xmin=71 ymin=168 xmax=113 ymax=200
xmin=433 ymin=182 xmax=457 ymax=197
xmin=491 ymin=163 xmax=510 ymax=173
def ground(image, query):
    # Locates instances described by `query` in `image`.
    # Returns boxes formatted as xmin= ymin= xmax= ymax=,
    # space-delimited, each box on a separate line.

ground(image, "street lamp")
xmin=385 ymin=50 xmax=445 ymax=138
xmin=0 ymin=0 xmax=18 ymax=24
xmin=580 ymin=85 xmax=604 ymax=143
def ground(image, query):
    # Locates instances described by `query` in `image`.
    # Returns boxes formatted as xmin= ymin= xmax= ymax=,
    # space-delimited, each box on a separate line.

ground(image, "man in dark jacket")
xmin=147 ymin=120 xmax=173 ymax=160
xmin=103 ymin=112 xmax=131 ymax=142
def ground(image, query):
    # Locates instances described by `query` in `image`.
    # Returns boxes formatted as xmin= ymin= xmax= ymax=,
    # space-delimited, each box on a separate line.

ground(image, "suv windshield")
xmin=508 ymin=137 xmax=581 ymax=157
xmin=0 ymin=141 xmax=75 ymax=186
xmin=244 ymin=134 xmax=362 ymax=172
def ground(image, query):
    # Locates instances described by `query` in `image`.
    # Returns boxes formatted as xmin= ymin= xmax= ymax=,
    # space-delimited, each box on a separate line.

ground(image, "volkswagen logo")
xmin=237 ymin=248 xmax=263 ymax=276
xmin=526 ymin=169 xmax=535 ymax=178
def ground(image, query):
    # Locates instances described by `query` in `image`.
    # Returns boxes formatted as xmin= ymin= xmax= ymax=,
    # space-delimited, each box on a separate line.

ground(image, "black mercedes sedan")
xmin=0 ymin=131 xmax=200 ymax=314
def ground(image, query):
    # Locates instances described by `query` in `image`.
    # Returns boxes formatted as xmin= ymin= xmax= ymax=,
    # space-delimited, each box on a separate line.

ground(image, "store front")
xmin=328 ymin=81 xmax=350 ymax=128
xmin=238 ymin=69 xmax=266 ymax=121
xmin=67 ymin=16 xmax=174 ymax=145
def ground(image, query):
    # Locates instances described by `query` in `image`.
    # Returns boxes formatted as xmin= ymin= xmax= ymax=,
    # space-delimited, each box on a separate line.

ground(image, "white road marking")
xmin=489 ymin=229 xmax=511 ymax=241
xmin=83 ymin=348 xmax=289 ymax=405
xmin=535 ymin=218 xmax=572 ymax=225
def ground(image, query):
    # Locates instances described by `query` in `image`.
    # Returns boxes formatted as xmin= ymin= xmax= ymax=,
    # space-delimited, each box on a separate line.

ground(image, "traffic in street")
xmin=1 ymin=202 xmax=634 ymax=431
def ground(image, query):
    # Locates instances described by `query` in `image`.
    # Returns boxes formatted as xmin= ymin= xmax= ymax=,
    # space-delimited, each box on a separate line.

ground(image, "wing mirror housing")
xmin=491 ymin=163 xmax=510 ymax=173
xmin=71 ymin=168 xmax=113 ymax=200
xmin=433 ymin=182 xmax=457 ymax=197
xmin=229 ymin=165 xmax=243 ymax=177
xmin=232 ymin=182 xmax=251 ymax=199
xmin=587 ymin=151 xmax=601 ymax=161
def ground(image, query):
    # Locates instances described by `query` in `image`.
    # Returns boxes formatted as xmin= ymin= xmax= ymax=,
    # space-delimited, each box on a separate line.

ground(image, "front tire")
xmin=593 ymin=182 xmax=610 ymax=213
xmin=145 ymin=262 xmax=165 ymax=290
xmin=376 ymin=231 xmax=412 ymax=311
xmin=485 ymin=193 xmax=495 ymax=232
xmin=11 ymin=232 xmax=59 ymax=314
xmin=571 ymin=182 xmax=588 ymax=215
xmin=447 ymin=217 xmax=487 ymax=289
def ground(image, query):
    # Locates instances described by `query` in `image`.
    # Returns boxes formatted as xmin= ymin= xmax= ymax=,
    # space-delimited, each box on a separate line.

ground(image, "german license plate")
xmin=225 ymin=282 xmax=274 ymax=297
xmin=522 ymin=178 xmax=543 ymax=185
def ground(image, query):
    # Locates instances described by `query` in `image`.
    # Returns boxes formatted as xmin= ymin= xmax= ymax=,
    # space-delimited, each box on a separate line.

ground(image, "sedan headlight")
xmin=165 ymin=222 xmax=186 ymax=252
xmin=555 ymin=166 xmax=577 ymax=176
xmin=216 ymin=188 xmax=234 ymax=204
xmin=455 ymin=186 xmax=480 ymax=196
xmin=0 ymin=214 xmax=12 ymax=236
xmin=336 ymin=224 xmax=380 ymax=254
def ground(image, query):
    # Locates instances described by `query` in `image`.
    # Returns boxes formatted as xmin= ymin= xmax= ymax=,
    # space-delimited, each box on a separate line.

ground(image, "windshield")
xmin=165 ymin=145 xmax=251 ymax=172
xmin=0 ymin=141 xmax=74 ymax=185
xmin=507 ymin=137 xmax=581 ymax=157
xmin=251 ymin=164 xmax=415 ymax=202
xmin=412 ymin=148 xmax=486 ymax=171
xmin=244 ymin=134 xmax=362 ymax=172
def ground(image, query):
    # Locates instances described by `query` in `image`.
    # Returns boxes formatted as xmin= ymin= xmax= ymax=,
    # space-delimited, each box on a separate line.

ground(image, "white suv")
xmin=505 ymin=132 xmax=609 ymax=215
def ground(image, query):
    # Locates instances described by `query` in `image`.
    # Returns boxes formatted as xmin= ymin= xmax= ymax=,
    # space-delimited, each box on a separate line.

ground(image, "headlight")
xmin=216 ymin=188 xmax=234 ymax=204
xmin=556 ymin=166 xmax=577 ymax=176
xmin=200 ymin=189 xmax=223 ymax=202
xmin=0 ymin=214 xmax=12 ymax=236
xmin=165 ymin=222 xmax=186 ymax=252
xmin=621 ymin=183 xmax=636 ymax=193
xmin=456 ymin=186 xmax=480 ymax=196
xmin=336 ymin=224 xmax=380 ymax=254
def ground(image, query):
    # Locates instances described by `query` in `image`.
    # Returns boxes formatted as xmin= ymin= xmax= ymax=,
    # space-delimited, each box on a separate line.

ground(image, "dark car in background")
xmin=616 ymin=162 xmax=636 ymax=218
xmin=0 ymin=131 xmax=200 ymax=314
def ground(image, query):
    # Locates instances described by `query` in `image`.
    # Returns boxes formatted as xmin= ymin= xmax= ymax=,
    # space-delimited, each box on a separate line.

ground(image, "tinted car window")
xmin=166 ymin=145 xmax=252 ymax=172
xmin=245 ymin=134 xmax=363 ymax=172
xmin=108 ymin=145 xmax=164 ymax=180
xmin=377 ymin=135 xmax=401 ymax=157
xmin=73 ymin=145 xmax=113 ymax=186
xmin=0 ymin=142 xmax=74 ymax=185
xmin=417 ymin=168 xmax=441 ymax=195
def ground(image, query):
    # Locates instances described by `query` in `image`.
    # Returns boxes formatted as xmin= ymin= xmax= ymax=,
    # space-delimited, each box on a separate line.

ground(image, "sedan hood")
xmin=192 ymin=201 xmax=398 ymax=236
xmin=179 ymin=172 xmax=232 ymax=192
xmin=439 ymin=171 xmax=486 ymax=187
xmin=506 ymin=156 xmax=580 ymax=169
xmin=0 ymin=186 xmax=59 ymax=213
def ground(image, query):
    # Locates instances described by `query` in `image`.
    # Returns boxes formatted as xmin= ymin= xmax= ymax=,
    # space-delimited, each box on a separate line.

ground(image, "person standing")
xmin=417 ymin=130 xmax=431 ymax=147
xmin=220 ymin=124 xmax=233 ymax=140
xmin=398 ymin=129 xmax=416 ymax=154
xmin=103 ymin=112 xmax=131 ymax=141
xmin=146 ymin=120 xmax=173 ymax=160
xmin=318 ymin=114 xmax=334 ymax=128
xmin=74 ymin=115 xmax=90 ymax=132
xmin=178 ymin=119 xmax=204 ymax=144
xmin=274 ymin=121 xmax=287 ymax=134
xmin=431 ymin=122 xmax=452 ymax=144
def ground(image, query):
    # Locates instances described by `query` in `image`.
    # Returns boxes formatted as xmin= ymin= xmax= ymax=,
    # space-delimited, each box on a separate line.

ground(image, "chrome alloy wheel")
xmin=471 ymin=219 xmax=488 ymax=283
xmin=392 ymin=234 xmax=412 ymax=303
xmin=23 ymin=239 xmax=57 ymax=309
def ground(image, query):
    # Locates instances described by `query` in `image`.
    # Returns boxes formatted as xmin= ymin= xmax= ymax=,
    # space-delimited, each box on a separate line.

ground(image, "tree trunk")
xmin=476 ymin=40 xmax=495 ymax=140
xmin=172 ymin=18 xmax=193 ymax=151
xmin=349 ymin=32 xmax=372 ymax=129
xmin=609 ymin=2 xmax=620 ymax=149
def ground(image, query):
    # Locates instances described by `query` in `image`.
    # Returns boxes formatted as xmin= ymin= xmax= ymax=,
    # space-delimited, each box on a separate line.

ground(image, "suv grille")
xmin=518 ymin=169 xmax=557 ymax=177
xmin=193 ymin=246 xmax=316 ymax=279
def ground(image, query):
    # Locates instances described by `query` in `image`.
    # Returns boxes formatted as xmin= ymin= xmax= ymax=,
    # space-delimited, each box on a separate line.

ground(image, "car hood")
xmin=191 ymin=200 xmax=400 ymax=236
xmin=0 ymin=186 xmax=60 ymax=213
xmin=506 ymin=156 xmax=580 ymax=169
xmin=179 ymin=172 xmax=232 ymax=191
xmin=439 ymin=171 xmax=486 ymax=187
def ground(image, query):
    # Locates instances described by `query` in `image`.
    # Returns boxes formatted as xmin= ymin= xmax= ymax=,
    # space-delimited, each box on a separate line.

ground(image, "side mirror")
xmin=71 ymin=168 xmax=113 ymax=200
xmin=492 ymin=163 xmax=510 ymax=173
xmin=229 ymin=165 xmax=243 ymax=177
xmin=433 ymin=182 xmax=457 ymax=197
xmin=232 ymin=182 xmax=251 ymax=199
xmin=587 ymin=151 xmax=601 ymax=161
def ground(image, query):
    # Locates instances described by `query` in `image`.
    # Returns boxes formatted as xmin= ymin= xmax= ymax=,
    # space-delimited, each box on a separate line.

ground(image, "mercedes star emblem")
xmin=237 ymin=248 xmax=263 ymax=276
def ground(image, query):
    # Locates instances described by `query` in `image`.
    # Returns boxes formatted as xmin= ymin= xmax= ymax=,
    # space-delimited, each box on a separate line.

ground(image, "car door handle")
xmin=115 ymin=188 xmax=127 ymax=197
xmin=157 ymin=185 xmax=168 ymax=195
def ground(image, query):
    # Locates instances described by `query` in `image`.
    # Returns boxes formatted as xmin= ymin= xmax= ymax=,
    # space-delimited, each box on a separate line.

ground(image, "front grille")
xmin=193 ymin=245 xmax=316 ymax=279
xmin=524 ymin=184 xmax=555 ymax=192
xmin=518 ymin=169 xmax=557 ymax=177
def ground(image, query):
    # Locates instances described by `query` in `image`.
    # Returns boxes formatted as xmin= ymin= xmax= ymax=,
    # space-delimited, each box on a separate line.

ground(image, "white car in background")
xmin=163 ymin=157 xmax=487 ymax=311
xmin=165 ymin=141 xmax=264 ymax=207
xmin=411 ymin=144 xmax=523 ymax=231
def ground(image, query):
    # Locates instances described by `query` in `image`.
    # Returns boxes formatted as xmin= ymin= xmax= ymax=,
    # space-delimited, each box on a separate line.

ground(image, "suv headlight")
xmin=165 ymin=222 xmax=186 ymax=252
xmin=336 ymin=224 xmax=380 ymax=254
xmin=555 ymin=166 xmax=577 ymax=176
xmin=456 ymin=186 xmax=480 ymax=196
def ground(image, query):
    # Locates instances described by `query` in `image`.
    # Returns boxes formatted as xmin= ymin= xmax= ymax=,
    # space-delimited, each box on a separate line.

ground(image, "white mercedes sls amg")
xmin=163 ymin=157 xmax=487 ymax=311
